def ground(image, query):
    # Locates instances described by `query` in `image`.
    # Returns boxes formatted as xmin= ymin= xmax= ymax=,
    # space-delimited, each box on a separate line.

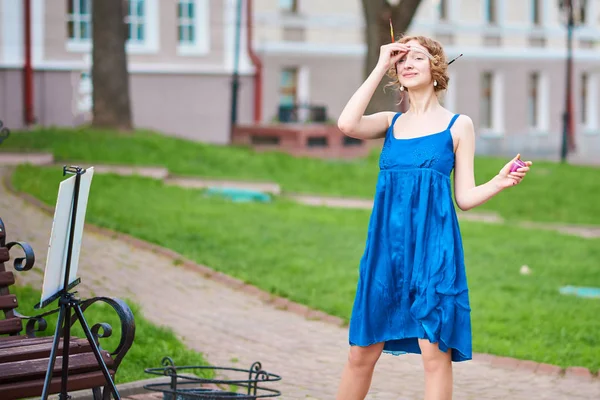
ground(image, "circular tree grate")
xmin=143 ymin=357 xmax=282 ymax=399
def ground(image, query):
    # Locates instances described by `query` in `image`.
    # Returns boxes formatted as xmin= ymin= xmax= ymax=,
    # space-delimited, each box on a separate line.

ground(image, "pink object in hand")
xmin=510 ymin=159 xmax=527 ymax=173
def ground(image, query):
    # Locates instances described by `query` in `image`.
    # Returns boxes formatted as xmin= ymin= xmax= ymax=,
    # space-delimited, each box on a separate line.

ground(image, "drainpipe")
xmin=246 ymin=0 xmax=263 ymax=123
xmin=23 ymin=0 xmax=35 ymax=125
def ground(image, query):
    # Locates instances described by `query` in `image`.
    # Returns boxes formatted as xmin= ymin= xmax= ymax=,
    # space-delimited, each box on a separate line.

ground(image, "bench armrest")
xmin=14 ymin=310 xmax=49 ymax=337
xmin=71 ymin=296 xmax=136 ymax=371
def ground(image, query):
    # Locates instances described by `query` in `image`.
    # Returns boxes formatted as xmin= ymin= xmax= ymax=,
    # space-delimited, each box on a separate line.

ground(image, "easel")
xmin=36 ymin=166 xmax=120 ymax=400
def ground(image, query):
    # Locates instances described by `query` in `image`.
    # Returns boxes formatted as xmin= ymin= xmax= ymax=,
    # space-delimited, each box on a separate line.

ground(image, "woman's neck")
xmin=406 ymin=88 xmax=440 ymax=115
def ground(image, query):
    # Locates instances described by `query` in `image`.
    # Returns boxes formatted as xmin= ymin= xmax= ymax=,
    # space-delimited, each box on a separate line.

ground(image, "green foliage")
xmin=12 ymin=165 xmax=600 ymax=372
xmin=3 ymin=126 xmax=599 ymax=224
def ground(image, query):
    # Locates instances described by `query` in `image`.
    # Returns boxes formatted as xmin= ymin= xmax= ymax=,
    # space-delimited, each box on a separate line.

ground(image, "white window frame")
xmin=177 ymin=0 xmax=210 ymax=56
xmin=66 ymin=0 xmax=159 ymax=54
xmin=582 ymin=72 xmax=599 ymax=134
xmin=434 ymin=0 xmax=451 ymax=22
xmin=125 ymin=0 xmax=146 ymax=44
xmin=66 ymin=0 xmax=92 ymax=42
xmin=279 ymin=0 xmax=298 ymax=14
xmin=483 ymin=0 xmax=498 ymax=25
xmin=480 ymin=71 xmax=504 ymax=136
xmin=527 ymin=71 xmax=549 ymax=134
xmin=530 ymin=0 xmax=543 ymax=26
xmin=2 ymin=0 xmax=24 ymax=65
xmin=297 ymin=66 xmax=310 ymax=122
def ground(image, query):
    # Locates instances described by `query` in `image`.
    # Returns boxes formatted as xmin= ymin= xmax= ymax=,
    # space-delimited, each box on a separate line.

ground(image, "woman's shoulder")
xmin=450 ymin=114 xmax=475 ymax=141
xmin=453 ymin=114 xmax=473 ymax=126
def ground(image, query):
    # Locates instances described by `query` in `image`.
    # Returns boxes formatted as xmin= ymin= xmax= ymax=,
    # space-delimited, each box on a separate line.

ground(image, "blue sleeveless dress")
xmin=348 ymin=112 xmax=472 ymax=362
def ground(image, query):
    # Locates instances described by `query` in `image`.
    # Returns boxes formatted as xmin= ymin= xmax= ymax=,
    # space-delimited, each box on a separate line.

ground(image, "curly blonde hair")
xmin=386 ymin=35 xmax=449 ymax=95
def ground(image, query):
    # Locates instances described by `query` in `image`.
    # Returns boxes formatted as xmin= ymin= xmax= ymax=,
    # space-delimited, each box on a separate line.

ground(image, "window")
xmin=485 ymin=0 xmax=497 ymax=24
xmin=66 ymin=0 xmax=158 ymax=53
xmin=531 ymin=0 xmax=541 ymax=25
xmin=280 ymin=68 xmax=298 ymax=106
xmin=438 ymin=0 xmax=449 ymax=21
xmin=528 ymin=73 xmax=540 ymax=128
xmin=126 ymin=0 xmax=145 ymax=43
xmin=177 ymin=0 xmax=210 ymax=55
xmin=279 ymin=0 xmax=298 ymax=13
xmin=578 ymin=0 xmax=587 ymax=24
xmin=178 ymin=0 xmax=195 ymax=44
xmin=581 ymin=73 xmax=588 ymax=125
xmin=480 ymin=72 xmax=493 ymax=129
xmin=67 ymin=0 xmax=92 ymax=41
xmin=580 ymin=73 xmax=598 ymax=131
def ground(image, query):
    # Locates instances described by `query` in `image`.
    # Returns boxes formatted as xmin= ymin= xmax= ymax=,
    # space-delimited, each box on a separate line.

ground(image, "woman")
xmin=335 ymin=35 xmax=532 ymax=400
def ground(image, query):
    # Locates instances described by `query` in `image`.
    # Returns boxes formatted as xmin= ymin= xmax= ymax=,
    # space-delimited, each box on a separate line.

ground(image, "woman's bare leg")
xmin=335 ymin=342 xmax=384 ymax=400
xmin=418 ymin=339 xmax=453 ymax=400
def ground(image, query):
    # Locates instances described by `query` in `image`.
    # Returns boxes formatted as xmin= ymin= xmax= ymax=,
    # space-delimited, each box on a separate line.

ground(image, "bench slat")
xmin=0 ymin=271 xmax=15 ymax=286
xmin=0 ymin=318 xmax=22 ymax=335
xmin=0 ymin=370 xmax=113 ymax=400
xmin=0 ymin=350 xmax=114 ymax=383
xmin=0 ymin=248 xmax=8 ymax=263
xmin=0 ymin=337 xmax=92 ymax=363
xmin=0 ymin=336 xmax=55 ymax=347
xmin=0 ymin=294 xmax=17 ymax=310
xmin=0 ymin=336 xmax=86 ymax=349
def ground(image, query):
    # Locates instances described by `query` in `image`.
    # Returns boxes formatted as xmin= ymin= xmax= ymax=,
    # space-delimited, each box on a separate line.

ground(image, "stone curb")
xmin=0 ymin=151 xmax=54 ymax=166
xmin=3 ymin=169 xmax=598 ymax=384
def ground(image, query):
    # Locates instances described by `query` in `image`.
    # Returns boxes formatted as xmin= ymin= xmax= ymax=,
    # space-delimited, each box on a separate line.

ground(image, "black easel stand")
xmin=38 ymin=166 xmax=120 ymax=400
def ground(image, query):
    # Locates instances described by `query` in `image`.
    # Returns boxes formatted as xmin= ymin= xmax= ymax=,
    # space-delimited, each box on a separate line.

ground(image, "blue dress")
xmin=348 ymin=112 xmax=472 ymax=362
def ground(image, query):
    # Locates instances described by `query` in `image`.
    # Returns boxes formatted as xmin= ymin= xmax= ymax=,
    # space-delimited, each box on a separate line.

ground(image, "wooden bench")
xmin=0 ymin=217 xmax=136 ymax=399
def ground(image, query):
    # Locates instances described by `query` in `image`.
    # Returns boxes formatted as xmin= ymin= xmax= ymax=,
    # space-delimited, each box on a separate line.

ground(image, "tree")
xmin=92 ymin=0 xmax=133 ymax=131
xmin=362 ymin=0 xmax=424 ymax=114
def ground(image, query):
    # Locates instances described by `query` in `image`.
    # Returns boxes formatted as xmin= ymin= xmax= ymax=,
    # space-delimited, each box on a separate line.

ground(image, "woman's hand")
xmin=494 ymin=154 xmax=533 ymax=189
xmin=375 ymin=43 xmax=410 ymax=72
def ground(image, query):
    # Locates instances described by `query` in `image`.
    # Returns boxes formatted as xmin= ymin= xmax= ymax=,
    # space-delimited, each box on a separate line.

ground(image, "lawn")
xmin=3 ymin=126 xmax=600 ymax=225
xmin=11 ymin=164 xmax=600 ymax=372
xmin=12 ymin=284 xmax=211 ymax=383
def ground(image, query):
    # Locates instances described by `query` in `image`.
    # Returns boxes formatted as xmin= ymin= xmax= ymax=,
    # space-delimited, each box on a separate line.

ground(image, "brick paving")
xmin=1 ymin=166 xmax=599 ymax=400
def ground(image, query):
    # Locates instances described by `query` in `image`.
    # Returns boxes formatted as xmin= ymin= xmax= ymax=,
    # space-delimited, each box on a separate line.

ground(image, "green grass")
xmin=12 ymin=164 xmax=600 ymax=372
xmin=12 ymin=284 xmax=211 ymax=383
xmin=3 ymin=126 xmax=600 ymax=225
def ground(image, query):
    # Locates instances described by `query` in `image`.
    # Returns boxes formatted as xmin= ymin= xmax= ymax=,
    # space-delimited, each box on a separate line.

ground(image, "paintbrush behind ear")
xmin=448 ymin=53 xmax=463 ymax=65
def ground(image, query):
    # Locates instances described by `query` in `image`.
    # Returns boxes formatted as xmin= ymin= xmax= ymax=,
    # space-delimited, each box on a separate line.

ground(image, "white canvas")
xmin=40 ymin=167 xmax=94 ymax=306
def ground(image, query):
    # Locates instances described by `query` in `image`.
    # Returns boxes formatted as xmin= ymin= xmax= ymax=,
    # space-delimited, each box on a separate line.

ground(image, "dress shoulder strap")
xmin=447 ymin=114 xmax=460 ymax=130
xmin=390 ymin=112 xmax=402 ymax=129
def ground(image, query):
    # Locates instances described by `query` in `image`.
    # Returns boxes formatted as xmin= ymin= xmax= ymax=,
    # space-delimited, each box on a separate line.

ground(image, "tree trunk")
xmin=361 ymin=0 xmax=423 ymax=114
xmin=92 ymin=0 xmax=133 ymax=131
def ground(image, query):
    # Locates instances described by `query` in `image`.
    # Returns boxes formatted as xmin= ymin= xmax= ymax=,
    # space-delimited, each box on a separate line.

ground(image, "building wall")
xmin=261 ymin=54 xmax=363 ymax=123
xmin=1 ymin=0 xmax=600 ymax=162
xmin=0 ymin=0 xmax=256 ymax=144
xmin=129 ymin=72 xmax=254 ymax=144
xmin=0 ymin=69 xmax=24 ymax=130
xmin=254 ymin=0 xmax=600 ymax=162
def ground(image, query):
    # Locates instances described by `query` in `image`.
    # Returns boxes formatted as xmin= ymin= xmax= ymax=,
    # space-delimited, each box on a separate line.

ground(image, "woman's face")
xmin=396 ymin=40 xmax=434 ymax=90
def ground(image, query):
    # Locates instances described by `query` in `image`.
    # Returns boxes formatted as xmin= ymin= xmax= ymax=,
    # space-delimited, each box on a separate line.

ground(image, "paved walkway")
xmin=1 ymin=167 xmax=598 ymax=400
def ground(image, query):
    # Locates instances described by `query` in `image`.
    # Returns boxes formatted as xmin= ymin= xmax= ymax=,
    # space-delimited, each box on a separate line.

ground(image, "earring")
xmin=400 ymin=85 xmax=404 ymax=92
xmin=433 ymin=80 xmax=438 ymax=87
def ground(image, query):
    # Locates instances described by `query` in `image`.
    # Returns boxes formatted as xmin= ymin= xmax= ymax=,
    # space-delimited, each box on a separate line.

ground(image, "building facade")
xmin=254 ymin=0 xmax=600 ymax=162
xmin=1 ymin=0 xmax=599 ymax=162
xmin=0 ymin=0 xmax=256 ymax=144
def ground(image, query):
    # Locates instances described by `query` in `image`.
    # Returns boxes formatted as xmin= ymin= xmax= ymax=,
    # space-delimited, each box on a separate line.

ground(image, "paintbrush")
xmin=448 ymin=53 xmax=463 ymax=65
